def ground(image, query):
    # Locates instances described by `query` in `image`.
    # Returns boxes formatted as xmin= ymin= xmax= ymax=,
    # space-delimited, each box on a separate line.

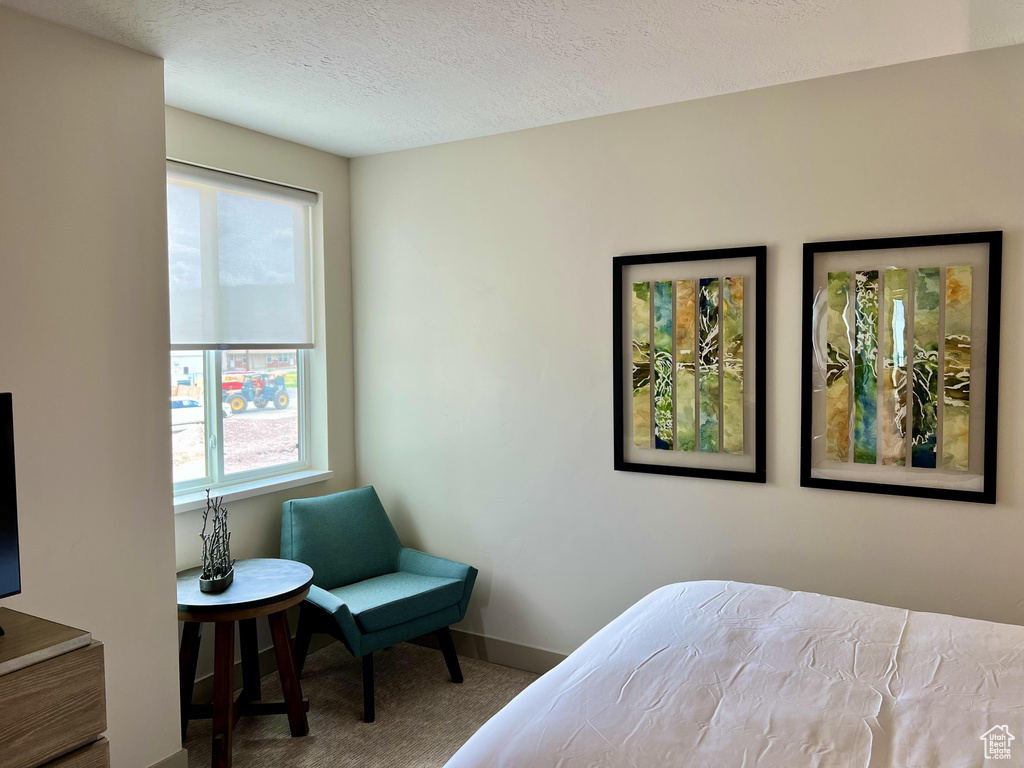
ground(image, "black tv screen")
xmin=0 ymin=393 xmax=20 ymax=600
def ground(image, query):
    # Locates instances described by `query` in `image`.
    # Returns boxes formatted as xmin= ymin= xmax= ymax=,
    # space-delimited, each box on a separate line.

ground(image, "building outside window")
xmin=166 ymin=161 xmax=317 ymax=492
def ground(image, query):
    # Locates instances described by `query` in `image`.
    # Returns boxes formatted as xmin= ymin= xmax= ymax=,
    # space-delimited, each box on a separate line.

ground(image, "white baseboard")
xmin=189 ymin=627 xmax=564 ymax=705
xmin=149 ymin=747 xmax=188 ymax=768
xmin=412 ymin=628 xmax=566 ymax=675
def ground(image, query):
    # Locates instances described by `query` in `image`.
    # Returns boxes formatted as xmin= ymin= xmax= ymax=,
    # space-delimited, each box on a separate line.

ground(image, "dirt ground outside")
xmin=172 ymin=391 xmax=299 ymax=482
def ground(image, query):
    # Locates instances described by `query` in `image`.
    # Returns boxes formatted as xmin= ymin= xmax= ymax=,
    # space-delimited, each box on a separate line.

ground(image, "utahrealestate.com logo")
xmin=980 ymin=726 xmax=1015 ymax=760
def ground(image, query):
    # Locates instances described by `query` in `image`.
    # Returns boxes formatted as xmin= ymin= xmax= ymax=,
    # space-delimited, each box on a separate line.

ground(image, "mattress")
xmin=444 ymin=581 xmax=1024 ymax=767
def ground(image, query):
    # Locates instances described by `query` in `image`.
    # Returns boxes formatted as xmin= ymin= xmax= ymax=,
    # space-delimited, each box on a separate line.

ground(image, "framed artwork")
xmin=613 ymin=246 xmax=766 ymax=482
xmin=801 ymin=231 xmax=1001 ymax=503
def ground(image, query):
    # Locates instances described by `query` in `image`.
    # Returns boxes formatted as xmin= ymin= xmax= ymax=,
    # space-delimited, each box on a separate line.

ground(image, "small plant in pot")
xmin=200 ymin=491 xmax=235 ymax=593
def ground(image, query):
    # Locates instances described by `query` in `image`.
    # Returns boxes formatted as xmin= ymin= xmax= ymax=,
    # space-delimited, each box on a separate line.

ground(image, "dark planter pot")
xmin=199 ymin=567 xmax=234 ymax=594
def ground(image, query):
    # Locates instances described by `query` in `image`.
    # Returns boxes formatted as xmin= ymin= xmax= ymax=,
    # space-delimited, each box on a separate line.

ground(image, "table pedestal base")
xmin=179 ymin=611 xmax=309 ymax=768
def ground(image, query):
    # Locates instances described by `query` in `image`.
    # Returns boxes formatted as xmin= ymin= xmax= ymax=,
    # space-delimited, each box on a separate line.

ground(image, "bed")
xmin=444 ymin=581 xmax=1024 ymax=767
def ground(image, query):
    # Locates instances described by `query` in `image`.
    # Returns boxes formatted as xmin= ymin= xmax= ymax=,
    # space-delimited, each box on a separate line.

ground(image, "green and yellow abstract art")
xmin=943 ymin=266 xmax=972 ymax=471
xmin=698 ymin=277 xmax=720 ymax=452
xmin=675 ymin=280 xmax=697 ymax=452
xmin=630 ymin=271 xmax=749 ymax=458
xmin=825 ymin=263 xmax=976 ymax=474
xmin=722 ymin=276 xmax=744 ymax=455
xmin=853 ymin=271 xmax=879 ymax=464
xmin=653 ymin=281 xmax=674 ymax=450
xmin=826 ymin=272 xmax=851 ymax=462
xmin=631 ymin=281 xmax=651 ymax=447
xmin=881 ymin=269 xmax=909 ymax=466
xmin=912 ymin=268 xmax=940 ymax=468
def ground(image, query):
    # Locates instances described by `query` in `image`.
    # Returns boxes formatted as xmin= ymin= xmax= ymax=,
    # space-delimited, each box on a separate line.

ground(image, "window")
xmin=170 ymin=348 xmax=306 ymax=486
xmin=167 ymin=162 xmax=317 ymax=495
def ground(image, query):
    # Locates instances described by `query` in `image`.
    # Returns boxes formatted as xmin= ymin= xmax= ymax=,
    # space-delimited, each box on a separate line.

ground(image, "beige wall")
xmin=165 ymin=107 xmax=355 ymax=570
xmin=351 ymin=44 xmax=1024 ymax=656
xmin=0 ymin=9 xmax=181 ymax=767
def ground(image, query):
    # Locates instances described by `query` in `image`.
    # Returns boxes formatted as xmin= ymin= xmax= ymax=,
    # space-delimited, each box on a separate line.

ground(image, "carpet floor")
xmin=184 ymin=641 xmax=538 ymax=767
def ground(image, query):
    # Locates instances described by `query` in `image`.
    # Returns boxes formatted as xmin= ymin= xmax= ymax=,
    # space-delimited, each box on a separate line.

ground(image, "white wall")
xmin=165 ymin=107 xmax=354 ymax=570
xmin=351 ymin=44 xmax=1024 ymax=656
xmin=0 ymin=8 xmax=182 ymax=767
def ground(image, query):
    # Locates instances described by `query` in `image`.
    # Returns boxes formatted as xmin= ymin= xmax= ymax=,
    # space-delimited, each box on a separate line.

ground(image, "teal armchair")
xmin=281 ymin=486 xmax=477 ymax=722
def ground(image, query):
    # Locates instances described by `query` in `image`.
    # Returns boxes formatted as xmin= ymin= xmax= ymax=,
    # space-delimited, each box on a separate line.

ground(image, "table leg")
xmin=268 ymin=610 xmax=309 ymax=737
xmin=239 ymin=618 xmax=261 ymax=702
xmin=212 ymin=621 xmax=235 ymax=768
xmin=178 ymin=622 xmax=202 ymax=742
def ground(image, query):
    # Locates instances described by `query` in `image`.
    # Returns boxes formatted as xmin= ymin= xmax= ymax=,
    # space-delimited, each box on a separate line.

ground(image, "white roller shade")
xmin=167 ymin=162 xmax=316 ymax=350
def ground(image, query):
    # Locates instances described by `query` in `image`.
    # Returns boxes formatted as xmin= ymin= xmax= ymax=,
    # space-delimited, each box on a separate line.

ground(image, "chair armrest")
xmin=306 ymin=583 xmax=346 ymax=615
xmin=305 ymin=584 xmax=364 ymax=655
xmin=399 ymin=548 xmax=478 ymax=621
xmin=399 ymin=548 xmax=470 ymax=580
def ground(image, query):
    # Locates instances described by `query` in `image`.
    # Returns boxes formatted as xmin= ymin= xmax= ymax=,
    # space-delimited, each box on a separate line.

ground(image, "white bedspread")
xmin=444 ymin=581 xmax=1024 ymax=767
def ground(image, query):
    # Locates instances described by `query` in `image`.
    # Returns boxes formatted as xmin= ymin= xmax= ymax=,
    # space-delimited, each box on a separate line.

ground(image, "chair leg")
xmin=436 ymin=626 xmax=463 ymax=684
xmin=362 ymin=652 xmax=375 ymax=723
xmin=294 ymin=604 xmax=314 ymax=678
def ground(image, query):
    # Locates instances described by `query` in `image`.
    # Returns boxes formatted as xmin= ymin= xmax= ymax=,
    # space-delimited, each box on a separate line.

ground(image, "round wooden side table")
xmin=177 ymin=558 xmax=314 ymax=768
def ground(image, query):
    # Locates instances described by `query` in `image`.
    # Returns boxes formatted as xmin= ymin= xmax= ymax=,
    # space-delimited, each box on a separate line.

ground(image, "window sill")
xmin=173 ymin=469 xmax=334 ymax=514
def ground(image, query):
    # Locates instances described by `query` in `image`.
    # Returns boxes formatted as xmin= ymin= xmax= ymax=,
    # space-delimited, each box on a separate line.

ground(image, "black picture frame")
xmin=613 ymin=246 xmax=767 ymax=483
xmin=800 ymin=231 xmax=1001 ymax=504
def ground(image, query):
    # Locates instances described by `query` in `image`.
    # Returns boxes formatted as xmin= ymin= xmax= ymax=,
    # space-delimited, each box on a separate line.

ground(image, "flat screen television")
xmin=0 ymin=393 xmax=20 ymax=633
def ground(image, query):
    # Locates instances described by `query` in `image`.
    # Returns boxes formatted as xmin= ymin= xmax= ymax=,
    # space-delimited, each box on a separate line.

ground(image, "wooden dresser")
xmin=0 ymin=608 xmax=108 ymax=768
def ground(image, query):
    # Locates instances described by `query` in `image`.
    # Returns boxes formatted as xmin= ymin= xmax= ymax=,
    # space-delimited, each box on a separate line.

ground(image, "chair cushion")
xmin=330 ymin=571 xmax=465 ymax=634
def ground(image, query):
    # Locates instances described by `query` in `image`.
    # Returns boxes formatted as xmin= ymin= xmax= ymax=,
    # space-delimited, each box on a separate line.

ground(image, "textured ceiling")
xmin=4 ymin=1 xmax=1023 ymax=156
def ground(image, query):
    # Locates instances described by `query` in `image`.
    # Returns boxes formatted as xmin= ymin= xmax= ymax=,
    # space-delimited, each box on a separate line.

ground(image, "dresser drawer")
xmin=45 ymin=738 xmax=109 ymax=768
xmin=0 ymin=642 xmax=106 ymax=768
